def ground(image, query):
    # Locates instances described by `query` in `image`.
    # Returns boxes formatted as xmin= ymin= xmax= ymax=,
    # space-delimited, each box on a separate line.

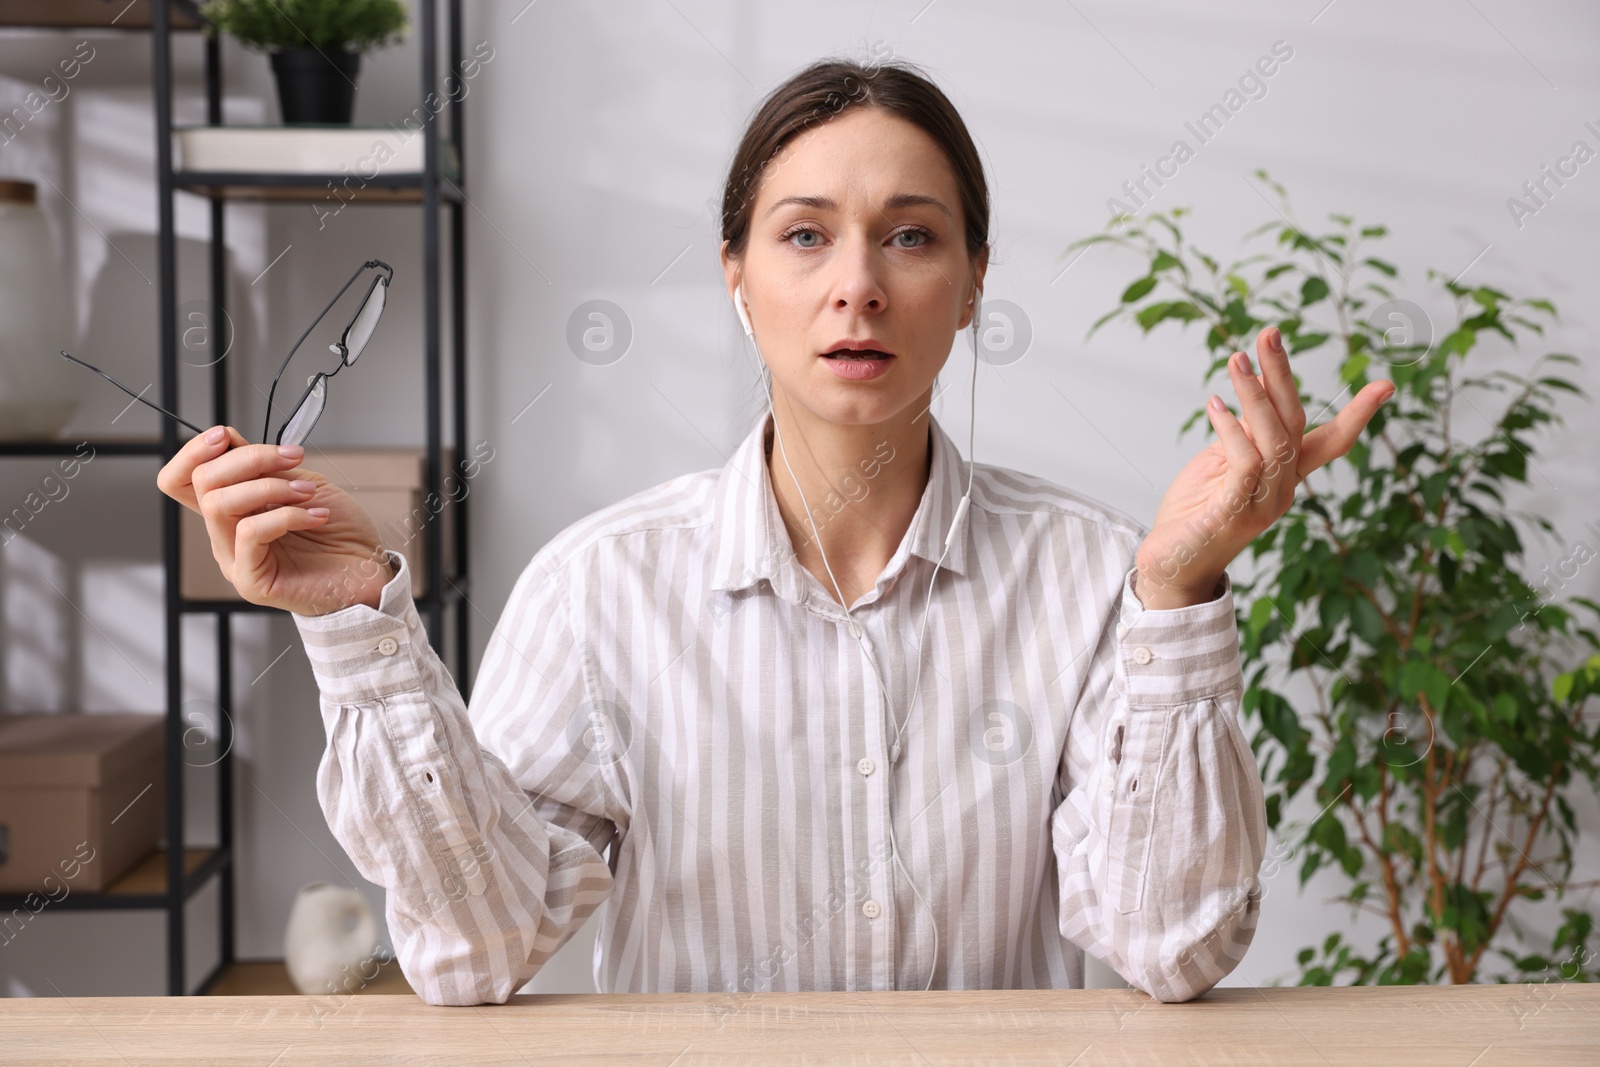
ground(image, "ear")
xmin=720 ymin=238 xmax=741 ymax=304
xmin=958 ymin=247 xmax=991 ymax=331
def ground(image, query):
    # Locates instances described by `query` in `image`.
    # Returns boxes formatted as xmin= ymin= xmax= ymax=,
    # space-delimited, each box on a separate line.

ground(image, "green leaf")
xmin=1438 ymin=328 xmax=1475 ymax=358
xmin=1325 ymin=737 xmax=1356 ymax=786
xmin=1350 ymin=596 xmax=1383 ymax=644
xmin=1345 ymin=551 xmax=1383 ymax=589
xmin=1301 ymin=277 xmax=1331 ymax=305
xmin=1362 ymin=257 xmax=1398 ymax=277
xmin=1121 ymin=276 xmax=1158 ymax=303
xmin=1536 ymin=376 xmax=1585 ymax=396
xmin=1135 ymin=301 xmax=1204 ymax=331
xmin=1250 ymin=596 xmax=1276 ymax=637
xmin=1151 ymin=251 xmax=1181 ymax=273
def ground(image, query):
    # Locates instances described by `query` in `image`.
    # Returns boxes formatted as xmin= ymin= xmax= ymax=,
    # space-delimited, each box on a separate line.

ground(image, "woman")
xmin=158 ymin=58 xmax=1393 ymax=1006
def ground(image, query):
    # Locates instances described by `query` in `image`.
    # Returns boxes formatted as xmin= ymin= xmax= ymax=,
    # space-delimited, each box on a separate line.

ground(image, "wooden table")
xmin=2 ymin=985 xmax=1596 ymax=1065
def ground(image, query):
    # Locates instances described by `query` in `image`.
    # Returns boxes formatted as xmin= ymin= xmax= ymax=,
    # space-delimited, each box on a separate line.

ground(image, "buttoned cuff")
xmin=1115 ymin=566 xmax=1242 ymax=707
xmin=292 ymin=549 xmax=430 ymax=704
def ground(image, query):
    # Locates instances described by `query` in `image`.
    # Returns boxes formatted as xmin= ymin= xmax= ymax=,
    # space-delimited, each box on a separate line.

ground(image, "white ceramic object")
xmin=283 ymin=882 xmax=380 ymax=995
xmin=0 ymin=180 xmax=81 ymax=440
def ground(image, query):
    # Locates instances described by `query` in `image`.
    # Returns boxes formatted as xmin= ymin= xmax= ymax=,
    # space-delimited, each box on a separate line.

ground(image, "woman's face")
xmin=722 ymin=106 xmax=986 ymax=430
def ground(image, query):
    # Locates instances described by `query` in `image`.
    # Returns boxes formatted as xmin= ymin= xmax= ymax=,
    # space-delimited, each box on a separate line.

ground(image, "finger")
xmin=1226 ymin=350 xmax=1285 ymax=476
xmin=201 ymin=475 xmax=318 ymax=526
xmin=1206 ymin=393 xmax=1266 ymax=506
xmin=1255 ymin=327 xmax=1306 ymax=438
xmin=193 ymin=439 xmax=304 ymax=502
xmin=156 ymin=424 xmax=249 ymax=513
xmin=234 ymin=504 xmax=331 ymax=601
xmin=193 ymin=439 xmax=305 ymax=576
xmin=1297 ymin=381 xmax=1395 ymax=479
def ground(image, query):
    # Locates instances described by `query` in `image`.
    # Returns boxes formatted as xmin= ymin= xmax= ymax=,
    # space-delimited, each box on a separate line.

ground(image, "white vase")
xmin=283 ymin=882 xmax=380 ymax=996
xmin=0 ymin=180 xmax=81 ymax=440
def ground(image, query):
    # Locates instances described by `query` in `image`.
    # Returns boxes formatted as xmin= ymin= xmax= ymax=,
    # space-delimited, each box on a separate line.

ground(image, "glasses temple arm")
xmin=58 ymin=351 xmax=207 ymax=436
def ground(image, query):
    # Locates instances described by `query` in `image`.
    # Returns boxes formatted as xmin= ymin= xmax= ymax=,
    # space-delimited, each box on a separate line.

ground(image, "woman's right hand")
xmin=157 ymin=425 xmax=394 ymax=616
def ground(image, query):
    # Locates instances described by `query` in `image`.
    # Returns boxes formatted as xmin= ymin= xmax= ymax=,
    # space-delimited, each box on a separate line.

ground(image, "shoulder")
xmin=968 ymin=460 xmax=1149 ymax=552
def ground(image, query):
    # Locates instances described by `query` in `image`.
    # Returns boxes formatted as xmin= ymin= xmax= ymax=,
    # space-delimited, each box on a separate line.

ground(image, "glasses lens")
xmin=343 ymin=277 xmax=387 ymax=365
xmin=280 ymin=375 xmax=327 ymax=447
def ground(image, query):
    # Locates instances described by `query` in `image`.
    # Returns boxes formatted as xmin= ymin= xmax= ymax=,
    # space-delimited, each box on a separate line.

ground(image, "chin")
xmin=803 ymin=388 xmax=925 ymax=429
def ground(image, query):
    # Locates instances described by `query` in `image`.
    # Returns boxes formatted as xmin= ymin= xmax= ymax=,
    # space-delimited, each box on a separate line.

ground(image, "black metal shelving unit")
xmin=0 ymin=0 xmax=470 ymax=995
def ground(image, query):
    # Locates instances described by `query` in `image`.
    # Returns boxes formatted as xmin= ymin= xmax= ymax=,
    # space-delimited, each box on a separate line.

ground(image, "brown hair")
xmin=720 ymin=57 xmax=990 ymax=265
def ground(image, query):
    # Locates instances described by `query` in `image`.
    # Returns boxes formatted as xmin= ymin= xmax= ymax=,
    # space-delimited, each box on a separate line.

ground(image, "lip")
xmin=819 ymin=338 xmax=896 ymax=358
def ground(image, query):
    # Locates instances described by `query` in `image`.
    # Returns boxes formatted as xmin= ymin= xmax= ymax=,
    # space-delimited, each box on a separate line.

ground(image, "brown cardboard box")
xmin=180 ymin=446 xmax=456 ymax=602
xmin=0 ymin=713 xmax=166 ymax=893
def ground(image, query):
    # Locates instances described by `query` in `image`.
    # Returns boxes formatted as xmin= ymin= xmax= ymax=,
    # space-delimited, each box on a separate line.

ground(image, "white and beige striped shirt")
xmin=292 ymin=410 xmax=1267 ymax=1006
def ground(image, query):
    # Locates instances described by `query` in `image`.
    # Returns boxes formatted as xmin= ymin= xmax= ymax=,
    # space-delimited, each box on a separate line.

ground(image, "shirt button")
xmin=407 ymin=610 xmax=420 ymax=630
xmin=1132 ymin=646 xmax=1153 ymax=665
xmin=857 ymin=757 xmax=875 ymax=776
xmin=848 ymin=621 xmax=862 ymax=639
xmin=377 ymin=636 xmax=399 ymax=656
xmin=862 ymin=899 xmax=881 ymax=919
xmin=1104 ymin=774 xmax=1116 ymax=794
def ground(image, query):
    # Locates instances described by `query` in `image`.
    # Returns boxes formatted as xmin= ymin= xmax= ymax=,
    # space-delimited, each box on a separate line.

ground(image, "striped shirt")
xmin=292 ymin=410 xmax=1267 ymax=1006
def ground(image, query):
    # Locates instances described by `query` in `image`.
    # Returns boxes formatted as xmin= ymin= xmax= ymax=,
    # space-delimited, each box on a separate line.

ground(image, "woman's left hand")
xmin=1133 ymin=325 xmax=1395 ymax=610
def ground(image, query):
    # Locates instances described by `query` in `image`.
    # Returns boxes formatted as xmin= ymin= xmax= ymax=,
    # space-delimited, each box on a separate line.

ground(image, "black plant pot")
xmin=269 ymin=48 xmax=361 ymax=124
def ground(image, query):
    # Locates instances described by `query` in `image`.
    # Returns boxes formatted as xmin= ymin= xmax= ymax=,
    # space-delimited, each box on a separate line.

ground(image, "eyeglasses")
xmin=59 ymin=258 xmax=393 ymax=449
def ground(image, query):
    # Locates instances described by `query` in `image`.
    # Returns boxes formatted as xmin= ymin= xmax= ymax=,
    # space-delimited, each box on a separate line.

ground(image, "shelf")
xmin=0 ymin=0 xmax=202 ymax=30
xmin=204 ymin=959 xmax=416 ymax=996
xmin=0 ymin=437 xmax=166 ymax=458
xmin=0 ymin=847 xmax=227 ymax=912
xmin=175 ymin=171 xmax=463 ymax=204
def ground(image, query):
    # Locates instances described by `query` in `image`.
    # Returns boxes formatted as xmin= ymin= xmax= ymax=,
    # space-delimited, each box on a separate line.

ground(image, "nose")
xmin=828 ymin=233 xmax=889 ymax=317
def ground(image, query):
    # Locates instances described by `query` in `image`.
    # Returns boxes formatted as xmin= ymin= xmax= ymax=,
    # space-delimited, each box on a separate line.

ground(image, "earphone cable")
xmin=744 ymin=284 xmax=980 ymax=993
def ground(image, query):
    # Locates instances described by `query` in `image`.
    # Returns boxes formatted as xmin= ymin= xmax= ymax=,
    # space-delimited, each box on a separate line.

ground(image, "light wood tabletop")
xmin=2 ymin=984 xmax=1596 ymax=1065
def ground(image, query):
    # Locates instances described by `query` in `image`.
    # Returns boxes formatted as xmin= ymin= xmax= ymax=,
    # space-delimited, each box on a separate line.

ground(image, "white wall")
xmin=1 ymin=0 xmax=1595 ymax=997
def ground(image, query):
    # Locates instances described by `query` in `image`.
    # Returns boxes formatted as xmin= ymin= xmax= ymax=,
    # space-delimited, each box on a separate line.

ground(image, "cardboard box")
xmin=0 ymin=713 xmax=166 ymax=893
xmin=181 ymin=447 xmax=456 ymax=602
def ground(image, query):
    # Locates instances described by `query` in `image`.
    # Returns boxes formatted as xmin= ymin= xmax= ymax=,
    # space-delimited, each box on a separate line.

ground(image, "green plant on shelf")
xmin=1067 ymin=169 xmax=1600 ymax=987
xmin=199 ymin=0 xmax=408 ymax=54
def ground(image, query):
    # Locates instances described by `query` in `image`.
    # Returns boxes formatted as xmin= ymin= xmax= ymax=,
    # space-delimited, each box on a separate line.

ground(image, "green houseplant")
xmin=1067 ymin=171 xmax=1600 ymax=987
xmin=200 ymin=0 xmax=409 ymax=124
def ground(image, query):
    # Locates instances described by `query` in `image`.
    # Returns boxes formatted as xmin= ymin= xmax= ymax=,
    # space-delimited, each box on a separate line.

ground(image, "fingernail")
xmin=278 ymin=444 xmax=303 ymax=459
xmin=205 ymin=426 xmax=225 ymax=444
xmin=289 ymin=479 xmax=316 ymax=493
xmin=1209 ymin=394 xmax=1223 ymax=411
xmin=1270 ymin=327 xmax=1285 ymax=353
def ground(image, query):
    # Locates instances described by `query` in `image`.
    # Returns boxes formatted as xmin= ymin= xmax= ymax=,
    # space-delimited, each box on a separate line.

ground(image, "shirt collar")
xmin=709 ymin=409 xmax=969 ymax=604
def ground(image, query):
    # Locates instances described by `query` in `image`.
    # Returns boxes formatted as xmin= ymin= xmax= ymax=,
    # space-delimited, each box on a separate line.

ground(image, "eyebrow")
xmin=763 ymin=193 xmax=954 ymax=222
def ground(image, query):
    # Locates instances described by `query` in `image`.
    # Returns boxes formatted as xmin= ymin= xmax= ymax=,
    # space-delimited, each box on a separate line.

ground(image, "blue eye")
xmin=778 ymin=225 xmax=935 ymax=250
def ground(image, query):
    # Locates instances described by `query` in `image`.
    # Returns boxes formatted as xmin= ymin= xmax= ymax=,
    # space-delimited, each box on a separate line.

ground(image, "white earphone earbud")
xmin=733 ymin=283 xmax=754 ymax=339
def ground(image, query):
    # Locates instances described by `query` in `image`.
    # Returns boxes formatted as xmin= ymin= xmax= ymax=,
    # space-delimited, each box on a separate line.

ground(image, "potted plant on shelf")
xmin=1067 ymin=171 xmax=1600 ymax=987
xmin=199 ymin=0 xmax=408 ymax=125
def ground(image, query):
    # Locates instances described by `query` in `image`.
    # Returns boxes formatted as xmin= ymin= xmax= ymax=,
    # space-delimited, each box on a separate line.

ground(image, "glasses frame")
xmin=262 ymin=258 xmax=393 ymax=446
xmin=57 ymin=258 xmax=393 ymax=449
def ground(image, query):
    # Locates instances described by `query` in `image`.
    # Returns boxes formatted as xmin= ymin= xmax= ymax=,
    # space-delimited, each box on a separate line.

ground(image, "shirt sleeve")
xmin=290 ymin=548 xmax=622 ymax=1006
xmin=1050 ymin=534 xmax=1268 ymax=1002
